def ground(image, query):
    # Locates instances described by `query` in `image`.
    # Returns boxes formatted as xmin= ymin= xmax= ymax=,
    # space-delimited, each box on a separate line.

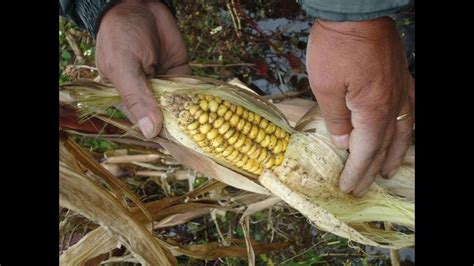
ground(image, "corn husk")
xmin=60 ymin=75 xmax=414 ymax=249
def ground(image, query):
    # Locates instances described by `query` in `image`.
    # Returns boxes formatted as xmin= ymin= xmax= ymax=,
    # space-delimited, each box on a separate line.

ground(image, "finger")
xmin=352 ymin=122 xmax=396 ymax=196
xmin=311 ymin=84 xmax=352 ymax=149
xmin=166 ymin=64 xmax=192 ymax=75
xmin=111 ymin=61 xmax=163 ymax=139
xmin=338 ymin=114 xmax=388 ymax=193
xmin=306 ymin=37 xmax=353 ymax=150
xmin=380 ymin=97 xmax=414 ymax=178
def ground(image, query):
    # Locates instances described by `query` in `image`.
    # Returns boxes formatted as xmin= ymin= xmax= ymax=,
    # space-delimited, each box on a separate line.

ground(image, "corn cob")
xmin=61 ymin=76 xmax=414 ymax=249
xmin=161 ymin=93 xmax=290 ymax=176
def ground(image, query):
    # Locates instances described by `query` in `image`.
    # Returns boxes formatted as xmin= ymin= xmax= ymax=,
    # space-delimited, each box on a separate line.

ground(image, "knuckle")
xmin=324 ymin=112 xmax=350 ymax=125
xmin=121 ymin=93 xmax=143 ymax=112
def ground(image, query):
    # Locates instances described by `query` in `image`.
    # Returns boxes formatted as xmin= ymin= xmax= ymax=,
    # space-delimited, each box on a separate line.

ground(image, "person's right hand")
xmin=96 ymin=0 xmax=191 ymax=139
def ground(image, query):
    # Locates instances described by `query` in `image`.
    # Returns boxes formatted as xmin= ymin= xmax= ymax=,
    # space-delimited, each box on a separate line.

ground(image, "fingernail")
xmin=332 ymin=134 xmax=350 ymax=149
xmin=387 ymin=168 xmax=399 ymax=179
xmin=137 ymin=116 xmax=156 ymax=139
xmin=339 ymin=179 xmax=354 ymax=193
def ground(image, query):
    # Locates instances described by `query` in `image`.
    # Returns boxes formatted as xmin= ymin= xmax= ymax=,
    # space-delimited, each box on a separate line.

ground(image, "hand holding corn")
xmin=95 ymin=0 xmax=191 ymax=139
xmin=306 ymin=17 xmax=415 ymax=196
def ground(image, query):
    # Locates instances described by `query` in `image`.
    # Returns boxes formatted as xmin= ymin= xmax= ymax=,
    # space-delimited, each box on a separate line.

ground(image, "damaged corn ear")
xmin=162 ymin=93 xmax=290 ymax=176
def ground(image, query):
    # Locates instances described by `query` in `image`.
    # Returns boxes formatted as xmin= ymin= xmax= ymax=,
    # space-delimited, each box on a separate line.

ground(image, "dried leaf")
xmin=239 ymin=196 xmax=282 ymax=266
xmin=60 ymin=141 xmax=176 ymax=265
xmin=60 ymin=226 xmax=118 ymax=265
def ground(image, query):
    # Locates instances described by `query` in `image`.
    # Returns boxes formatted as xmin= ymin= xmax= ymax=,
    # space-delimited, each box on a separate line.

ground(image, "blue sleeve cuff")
xmin=59 ymin=0 xmax=176 ymax=38
xmin=298 ymin=0 xmax=410 ymax=21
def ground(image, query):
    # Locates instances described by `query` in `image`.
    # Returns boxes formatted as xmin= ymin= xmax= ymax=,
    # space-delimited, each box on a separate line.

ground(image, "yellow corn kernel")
xmin=253 ymin=114 xmax=261 ymax=124
xmin=218 ymin=122 xmax=231 ymax=135
xmin=222 ymin=146 xmax=234 ymax=157
xmin=249 ymin=163 xmax=259 ymax=173
xmin=274 ymin=153 xmax=284 ymax=165
xmin=189 ymin=105 xmax=200 ymax=115
xmin=199 ymin=100 xmax=208 ymax=111
xmin=197 ymin=139 xmax=209 ymax=147
xmin=214 ymin=96 xmax=222 ymax=104
xmin=223 ymin=100 xmax=231 ymax=108
xmin=193 ymin=133 xmax=206 ymax=142
xmin=242 ymin=121 xmax=252 ymax=135
xmin=275 ymin=128 xmax=285 ymax=139
xmin=260 ymin=135 xmax=271 ymax=148
xmin=229 ymin=104 xmax=236 ymax=112
xmin=273 ymin=140 xmax=283 ymax=153
xmin=236 ymin=106 xmax=244 ymax=116
xmin=205 ymin=95 xmax=214 ymax=101
xmin=249 ymin=125 xmax=259 ymax=139
xmin=207 ymin=128 xmax=219 ymax=140
xmin=227 ymin=149 xmax=239 ymax=161
xmin=242 ymin=109 xmax=249 ymax=120
xmin=268 ymin=135 xmax=277 ymax=149
xmin=239 ymin=139 xmax=252 ymax=153
xmin=229 ymin=114 xmax=240 ymax=127
xmin=247 ymin=112 xmax=254 ymax=123
xmin=243 ymin=158 xmax=254 ymax=171
xmin=259 ymin=119 xmax=268 ymax=129
xmin=215 ymin=142 xmax=228 ymax=153
xmin=263 ymin=157 xmax=275 ymax=168
xmin=250 ymin=147 xmax=261 ymax=159
xmin=233 ymin=134 xmax=246 ymax=149
xmin=228 ymin=132 xmax=240 ymax=145
xmin=209 ymin=113 xmax=217 ymax=123
xmin=236 ymin=119 xmax=245 ymax=131
xmin=236 ymin=155 xmax=249 ymax=167
xmin=199 ymin=124 xmax=212 ymax=134
xmin=255 ymin=129 xmax=266 ymax=143
xmin=231 ymin=153 xmax=243 ymax=164
xmin=223 ymin=129 xmax=236 ymax=140
xmin=193 ymin=109 xmax=204 ymax=120
xmin=210 ymin=136 xmax=224 ymax=147
xmin=209 ymin=100 xmax=219 ymax=112
xmin=247 ymin=144 xmax=257 ymax=157
xmin=187 ymin=121 xmax=199 ymax=131
xmin=282 ymin=139 xmax=288 ymax=151
xmin=198 ymin=113 xmax=209 ymax=124
xmin=224 ymin=110 xmax=233 ymax=121
xmin=217 ymin=105 xmax=228 ymax=116
xmin=265 ymin=123 xmax=276 ymax=134
xmin=213 ymin=117 xmax=225 ymax=128
xmin=257 ymin=148 xmax=267 ymax=163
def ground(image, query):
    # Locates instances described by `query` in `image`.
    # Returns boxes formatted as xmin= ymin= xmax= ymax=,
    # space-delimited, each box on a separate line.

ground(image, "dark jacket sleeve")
xmin=298 ymin=0 xmax=410 ymax=21
xmin=59 ymin=0 xmax=176 ymax=38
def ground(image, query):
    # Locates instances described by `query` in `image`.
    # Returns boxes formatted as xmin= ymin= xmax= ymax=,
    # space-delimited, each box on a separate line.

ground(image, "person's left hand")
xmin=305 ymin=17 xmax=415 ymax=197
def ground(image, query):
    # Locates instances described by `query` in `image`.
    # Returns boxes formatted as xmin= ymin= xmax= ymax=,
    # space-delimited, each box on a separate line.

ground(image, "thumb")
xmin=112 ymin=67 xmax=163 ymax=139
